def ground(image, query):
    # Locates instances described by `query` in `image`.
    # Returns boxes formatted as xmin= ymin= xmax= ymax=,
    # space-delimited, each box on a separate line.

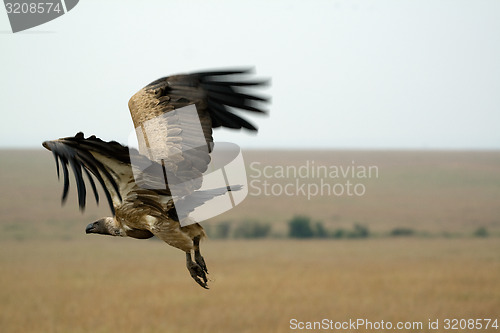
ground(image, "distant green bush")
xmin=473 ymin=227 xmax=489 ymax=238
xmin=214 ymin=221 xmax=231 ymax=239
xmin=314 ymin=222 xmax=329 ymax=238
xmin=347 ymin=224 xmax=370 ymax=238
xmin=233 ymin=220 xmax=271 ymax=239
xmin=288 ymin=216 xmax=372 ymax=239
xmin=331 ymin=228 xmax=347 ymax=239
xmin=288 ymin=215 xmax=314 ymax=238
xmin=390 ymin=227 xmax=415 ymax=237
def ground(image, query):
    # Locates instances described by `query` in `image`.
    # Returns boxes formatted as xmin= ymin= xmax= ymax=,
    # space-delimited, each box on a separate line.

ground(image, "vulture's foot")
xmin=186 ymin=252 xmax=208 ymax=289
xmin=194 ymin=250 xmax=208 ymax=274
xmin=193 ymin=236 xmax=208 ymax=274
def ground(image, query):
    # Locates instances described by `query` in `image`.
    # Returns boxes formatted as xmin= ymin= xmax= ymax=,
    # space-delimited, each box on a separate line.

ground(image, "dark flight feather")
xmin=43 ymin=134 xmax=129 ymax=215
xmin=142 ymin=68 xmax=269 ymax=132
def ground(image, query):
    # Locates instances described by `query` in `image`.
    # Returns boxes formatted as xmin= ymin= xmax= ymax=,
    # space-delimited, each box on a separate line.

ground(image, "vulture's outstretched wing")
xmin=128 ymin=68 xmax=269 ymax=196
xmin=42 ymin=132 xmax=170 ymax=215
xmin=43 ymin=69 xmax=269 ymax=217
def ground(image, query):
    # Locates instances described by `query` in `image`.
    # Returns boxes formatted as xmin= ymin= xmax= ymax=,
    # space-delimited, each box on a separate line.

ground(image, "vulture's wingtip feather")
xmin=61 ymin=157 xmax=70 ymax=203
xmin=43 ymin=132 xmax=128 ymax=216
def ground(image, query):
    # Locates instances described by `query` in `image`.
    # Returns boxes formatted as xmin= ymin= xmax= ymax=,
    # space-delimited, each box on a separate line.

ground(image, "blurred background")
xmin=0 ymin=1 xmax=499 ymax=332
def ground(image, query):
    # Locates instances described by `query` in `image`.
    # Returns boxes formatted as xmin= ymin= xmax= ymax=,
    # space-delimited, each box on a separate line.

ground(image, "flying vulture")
xmin=42 ymin=69 xmax=269 ymax=288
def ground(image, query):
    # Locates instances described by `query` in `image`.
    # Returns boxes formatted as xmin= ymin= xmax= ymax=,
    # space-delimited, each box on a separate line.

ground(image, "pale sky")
xmin=1 ymin=0 xmax=499 ymax=149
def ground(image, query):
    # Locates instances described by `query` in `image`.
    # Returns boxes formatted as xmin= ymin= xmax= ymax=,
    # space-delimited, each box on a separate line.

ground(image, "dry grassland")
xmin=0 ymin=238 xmax=499 ymax=333
xmin=0 ymin=149 xmax=499 ymax=332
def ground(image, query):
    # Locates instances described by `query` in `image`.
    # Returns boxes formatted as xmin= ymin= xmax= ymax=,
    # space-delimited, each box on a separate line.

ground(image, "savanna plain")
xmin=0 ymin=149 xmax=499 ymax=333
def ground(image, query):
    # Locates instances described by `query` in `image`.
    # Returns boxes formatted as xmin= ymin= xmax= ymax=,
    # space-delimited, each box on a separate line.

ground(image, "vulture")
xmin=42 ymin=69 xmax=269 ymax=289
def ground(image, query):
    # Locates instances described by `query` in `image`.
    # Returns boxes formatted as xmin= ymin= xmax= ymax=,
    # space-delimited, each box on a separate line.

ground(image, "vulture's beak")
xmin=85 ymin=223 xmax=95 ymax=234
xmin=42 ymin=141 xmax=51 ymax=151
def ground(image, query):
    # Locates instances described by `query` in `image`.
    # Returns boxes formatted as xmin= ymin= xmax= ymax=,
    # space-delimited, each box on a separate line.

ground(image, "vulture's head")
xmin=86 ymin=217 xmax=120 ymax=236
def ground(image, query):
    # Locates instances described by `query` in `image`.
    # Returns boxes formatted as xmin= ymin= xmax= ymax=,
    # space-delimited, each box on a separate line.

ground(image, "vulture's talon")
xmin=195 ymin=251 xmax=208 ymax=274
xmin=195 ymin=278 xmax=209 ymax=289
xmin=186 ymin=252 xmax=208 ymax=288
xmin=188 ymin=261 xmax=209 ymax=288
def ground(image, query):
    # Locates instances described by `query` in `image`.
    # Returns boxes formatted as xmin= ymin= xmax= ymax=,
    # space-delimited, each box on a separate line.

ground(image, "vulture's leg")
xmin=186 ymin=251 xmax=208 ymax=289
xmin=193 ymin=235 xmax=208 ymax=274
